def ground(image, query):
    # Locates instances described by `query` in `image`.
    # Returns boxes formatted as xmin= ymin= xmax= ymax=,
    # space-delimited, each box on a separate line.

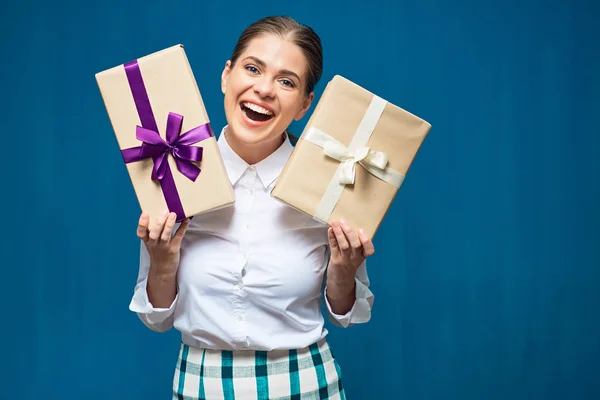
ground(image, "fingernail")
xmin=162 ymin=208 xmax=168 ymax=216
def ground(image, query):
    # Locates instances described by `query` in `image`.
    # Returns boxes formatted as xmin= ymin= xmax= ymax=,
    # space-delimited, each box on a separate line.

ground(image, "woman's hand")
xmin=325 ymin=220 xmax=375 ymax=315
xmin=137 ymin=209 xmax=190 ymax=276
xmin=327 ymin=220 xmax=375 ymax=278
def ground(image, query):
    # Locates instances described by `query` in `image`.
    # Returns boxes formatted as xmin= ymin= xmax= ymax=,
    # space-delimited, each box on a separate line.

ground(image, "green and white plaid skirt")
xmin=172 ymin=338 xmax=346 ymax=400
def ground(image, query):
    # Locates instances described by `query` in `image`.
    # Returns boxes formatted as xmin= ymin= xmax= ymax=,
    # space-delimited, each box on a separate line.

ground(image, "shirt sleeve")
xmin=323 ymin=257 xmax=375 ymax=328
xmin=128 ymin=240 xmax=178 ymax=333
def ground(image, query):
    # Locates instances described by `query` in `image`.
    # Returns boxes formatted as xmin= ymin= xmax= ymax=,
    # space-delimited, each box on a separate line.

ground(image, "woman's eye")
xmin=280 ymin=79 xmax=295 ymax=88
xmin=245 ymin=66 xmax=258 ymax=74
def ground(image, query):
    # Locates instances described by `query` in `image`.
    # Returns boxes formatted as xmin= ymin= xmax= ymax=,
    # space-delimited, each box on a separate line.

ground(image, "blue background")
xmin=2 ymin=0 xmax=599 ymax=398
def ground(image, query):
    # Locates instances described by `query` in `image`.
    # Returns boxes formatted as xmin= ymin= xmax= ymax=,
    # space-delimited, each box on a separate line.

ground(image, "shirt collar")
xmin=217 ymin=126 xmax=294 ymax=189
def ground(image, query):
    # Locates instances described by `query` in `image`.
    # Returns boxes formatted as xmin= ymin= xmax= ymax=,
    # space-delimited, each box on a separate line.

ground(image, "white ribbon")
xmin=301 ymin=95 xmax=405 ymax=223
xmin=305 ymin=128 xmax=404 ymax=188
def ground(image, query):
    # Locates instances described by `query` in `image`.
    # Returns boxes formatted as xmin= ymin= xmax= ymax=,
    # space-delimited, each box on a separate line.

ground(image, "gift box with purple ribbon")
xmin=96 ymin=44 xmax=234 ymax=224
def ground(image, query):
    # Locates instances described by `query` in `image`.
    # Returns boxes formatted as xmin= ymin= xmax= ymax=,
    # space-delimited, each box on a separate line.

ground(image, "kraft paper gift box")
xmin=96 ymin=44 xmax=234 ymax=224
xmin=271 ymin=75 xmax=431 ymax=238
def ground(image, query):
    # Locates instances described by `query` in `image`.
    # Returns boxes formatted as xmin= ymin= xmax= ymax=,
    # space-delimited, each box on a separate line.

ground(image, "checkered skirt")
xmin=172 ymin=339 xmax=346 ymax=400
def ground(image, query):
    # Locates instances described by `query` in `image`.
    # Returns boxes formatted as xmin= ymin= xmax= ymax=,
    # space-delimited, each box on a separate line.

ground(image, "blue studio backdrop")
xmin=2 ymin=0 xmax=599 ymax=399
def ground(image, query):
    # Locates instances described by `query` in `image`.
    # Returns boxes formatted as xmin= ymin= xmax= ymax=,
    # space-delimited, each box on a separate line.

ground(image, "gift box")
xmin=271 ymin=75 xmax=431 ymax=238
xmin=96 ymin=44 xmax=234 ymax=224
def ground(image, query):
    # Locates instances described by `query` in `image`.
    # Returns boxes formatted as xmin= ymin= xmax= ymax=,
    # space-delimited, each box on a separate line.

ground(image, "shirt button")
xmin=237 ymin=281 xmax=244 ymax=289
xmin=248 ymin=166 xmax=255 ymax=172
xmin=235 ymin=315 xmax=243 ymax=322
xmin=247 ymin=188 xmax=254 ymax=195
xmin=245 ymin=223 xmax=251 ymax=230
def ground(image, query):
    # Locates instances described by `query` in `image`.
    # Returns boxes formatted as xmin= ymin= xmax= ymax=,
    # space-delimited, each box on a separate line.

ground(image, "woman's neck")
xmin=224 ymin=129 xmax=286 ymax=165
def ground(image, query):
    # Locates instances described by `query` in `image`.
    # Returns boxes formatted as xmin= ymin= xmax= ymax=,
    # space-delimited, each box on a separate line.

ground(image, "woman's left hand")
xmin=327 ymin=220 xmax=375 ymax=279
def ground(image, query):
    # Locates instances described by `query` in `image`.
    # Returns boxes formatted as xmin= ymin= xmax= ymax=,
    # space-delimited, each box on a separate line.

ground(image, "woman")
xmin=130 ymin=16 xmax=376 ymax=400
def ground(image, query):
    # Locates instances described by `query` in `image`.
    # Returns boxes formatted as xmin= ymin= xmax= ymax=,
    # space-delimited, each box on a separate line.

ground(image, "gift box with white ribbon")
xmin=272 ymin=75 xmax=431 ymax=238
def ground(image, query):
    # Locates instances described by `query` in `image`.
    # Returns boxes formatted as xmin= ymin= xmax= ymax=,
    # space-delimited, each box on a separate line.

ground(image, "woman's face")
xmin=221 ymin=33 xmax=314 ymax=152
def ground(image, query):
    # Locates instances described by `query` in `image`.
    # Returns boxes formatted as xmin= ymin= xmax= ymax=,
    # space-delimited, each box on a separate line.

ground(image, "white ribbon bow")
xmin=303 ymin=127 xmax=405 ymax=188
xmin=323 ymin=143 xmax=389 ymax=185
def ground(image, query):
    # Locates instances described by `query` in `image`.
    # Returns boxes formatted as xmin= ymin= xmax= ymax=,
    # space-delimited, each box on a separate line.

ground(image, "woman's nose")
xmin=253 ymin=76 xmax=275 ymax=98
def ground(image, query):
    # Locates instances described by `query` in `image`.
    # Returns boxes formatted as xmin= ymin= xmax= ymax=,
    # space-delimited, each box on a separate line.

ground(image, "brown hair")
xmin=229 ymin=16 xmax=323 ymax=97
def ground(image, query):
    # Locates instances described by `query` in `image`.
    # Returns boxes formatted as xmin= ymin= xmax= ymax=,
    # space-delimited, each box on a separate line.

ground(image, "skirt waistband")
xmin=180 ymin=338 xmax=331 ymax=363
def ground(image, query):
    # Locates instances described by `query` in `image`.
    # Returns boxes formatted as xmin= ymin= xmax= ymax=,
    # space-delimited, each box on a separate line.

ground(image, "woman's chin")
xmin=228 ymin=124 xmax=267 ymax=145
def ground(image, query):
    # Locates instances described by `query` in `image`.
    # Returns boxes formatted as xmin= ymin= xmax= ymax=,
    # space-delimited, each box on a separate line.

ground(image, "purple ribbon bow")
xmin=119 ymin=59 xmax=213 ymax=222
xmin=121 ymin=112 xmax=211 ymax=182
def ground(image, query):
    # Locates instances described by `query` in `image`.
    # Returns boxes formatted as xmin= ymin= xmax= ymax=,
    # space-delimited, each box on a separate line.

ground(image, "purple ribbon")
xmin=120 ymin=60 xmax=213 ymax=222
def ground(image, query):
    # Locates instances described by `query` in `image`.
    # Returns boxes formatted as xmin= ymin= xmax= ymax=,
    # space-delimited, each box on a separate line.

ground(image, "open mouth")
xmin=240 ymin=102 xmax=275 ymax=122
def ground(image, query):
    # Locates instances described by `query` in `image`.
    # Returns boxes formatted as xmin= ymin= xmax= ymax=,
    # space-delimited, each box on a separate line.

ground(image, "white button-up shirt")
xmin=129 ymin=127 xmax=374 ymax=351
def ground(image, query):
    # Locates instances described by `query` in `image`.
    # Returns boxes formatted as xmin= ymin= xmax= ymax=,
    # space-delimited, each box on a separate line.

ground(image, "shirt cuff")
xmin=324 ymin=277 xmax=374 ymax=328
xmin=128 ymin=278 xmax=178 ymax=330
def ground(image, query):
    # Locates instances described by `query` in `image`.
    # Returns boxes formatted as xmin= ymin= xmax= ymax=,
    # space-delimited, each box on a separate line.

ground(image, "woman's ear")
xmin=294 ymin=92 xmax=315 ymax=121
xmin=221 ymin=60 xmax=232 ymax=94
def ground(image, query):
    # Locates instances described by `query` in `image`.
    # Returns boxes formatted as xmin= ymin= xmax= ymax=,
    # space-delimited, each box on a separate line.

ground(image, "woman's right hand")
xmin=137 ymin=209 xmax=190 ymax=276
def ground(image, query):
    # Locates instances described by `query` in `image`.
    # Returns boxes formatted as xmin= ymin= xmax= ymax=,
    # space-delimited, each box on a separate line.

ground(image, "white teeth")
xmin=243 ymin=102 xmax=273 ymax=116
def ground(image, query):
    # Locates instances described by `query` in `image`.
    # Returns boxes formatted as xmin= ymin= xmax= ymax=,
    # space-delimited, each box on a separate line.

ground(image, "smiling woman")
xmin=129 ymin=16 xmax=376 ymax=400
xmin=220 ymin=23 xmax=318 ymax=165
